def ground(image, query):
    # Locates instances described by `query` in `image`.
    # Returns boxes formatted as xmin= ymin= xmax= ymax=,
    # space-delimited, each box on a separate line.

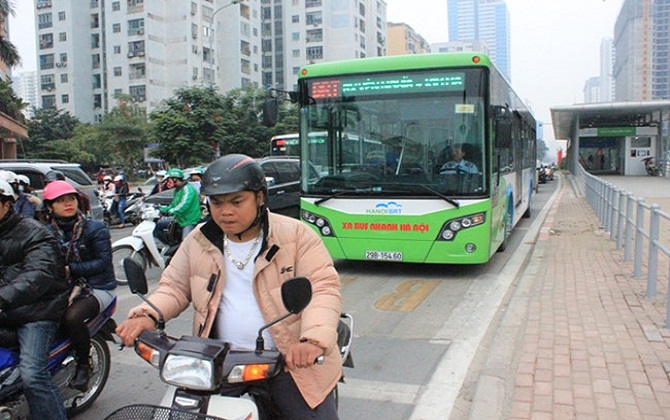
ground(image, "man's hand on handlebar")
xmin=285 ymin=340 xmax=324 ymax=370
xmin=116 ymin=316 xmax=156 ymax=347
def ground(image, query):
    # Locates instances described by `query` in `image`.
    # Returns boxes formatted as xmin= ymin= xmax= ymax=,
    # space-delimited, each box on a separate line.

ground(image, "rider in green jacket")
xmin=159 ymin=169 xmax=202 ymax=239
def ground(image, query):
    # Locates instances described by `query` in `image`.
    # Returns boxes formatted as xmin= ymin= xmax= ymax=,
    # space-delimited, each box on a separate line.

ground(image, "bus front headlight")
xmin=437 ymin=213 xmax=486 ymax=242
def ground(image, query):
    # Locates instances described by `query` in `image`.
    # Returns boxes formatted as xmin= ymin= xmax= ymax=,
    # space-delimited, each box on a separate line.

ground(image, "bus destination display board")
xmin=309 ymin=71 xmax=465 ymax=99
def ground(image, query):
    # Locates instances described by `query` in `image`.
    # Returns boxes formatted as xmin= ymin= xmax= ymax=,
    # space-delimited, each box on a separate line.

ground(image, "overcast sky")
xmin=8 ymin=0 xmax=625 ymax=152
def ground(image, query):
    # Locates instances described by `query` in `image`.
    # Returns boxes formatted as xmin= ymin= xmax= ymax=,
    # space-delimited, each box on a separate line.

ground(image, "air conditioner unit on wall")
xmin=127 ymin=52 xmax=135 ymax=58
xmin=137 ymin=51 xmax=145 ymax=57
xmin=137 ymin=30 xmax=144 ymax=35
xmin=55 ymin=62 xmax=62 ymax=68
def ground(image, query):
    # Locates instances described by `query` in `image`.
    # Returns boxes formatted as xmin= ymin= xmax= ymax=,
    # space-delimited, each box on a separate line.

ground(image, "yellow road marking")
xmin=374 ymin=280 xmax=440 ymax=312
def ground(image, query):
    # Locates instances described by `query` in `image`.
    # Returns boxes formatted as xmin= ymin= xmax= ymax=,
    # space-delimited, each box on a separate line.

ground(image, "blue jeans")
xmin=118 ymin=197 xmax=127 ymax=224
xmin=17 ymin=320 xmax=66 ymax=420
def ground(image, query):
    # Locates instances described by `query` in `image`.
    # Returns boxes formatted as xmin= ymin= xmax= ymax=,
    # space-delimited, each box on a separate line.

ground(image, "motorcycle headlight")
xmin=160 ymin=339 xmax=229 ymax=391
xmin=161 ymin=354 xmax=216 ymax=391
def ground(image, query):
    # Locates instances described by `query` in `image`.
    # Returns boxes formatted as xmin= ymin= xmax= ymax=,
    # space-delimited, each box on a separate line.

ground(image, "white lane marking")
xmin=339 ymin=377 xmax=422 ymax=405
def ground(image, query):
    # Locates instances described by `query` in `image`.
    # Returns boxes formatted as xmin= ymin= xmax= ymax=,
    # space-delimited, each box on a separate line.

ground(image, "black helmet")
xmin=45 ymin=170 xmax=66 ymax=184
xmin=201 ymin=154 xmax=267 ymax=196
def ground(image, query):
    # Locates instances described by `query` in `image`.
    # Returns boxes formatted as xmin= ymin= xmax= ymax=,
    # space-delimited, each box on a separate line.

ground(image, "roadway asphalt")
xmin=455 ymin=173 xmax=670 ymax=419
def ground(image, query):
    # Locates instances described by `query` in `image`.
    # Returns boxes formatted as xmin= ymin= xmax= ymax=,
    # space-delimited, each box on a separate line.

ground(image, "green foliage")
xmin=24 ymin=108 xmax=80 ymax=158
xmin=0 ymin=77 xmax=26 ymax=124
xmin=98 ymin=99 xmax=149 ymax=171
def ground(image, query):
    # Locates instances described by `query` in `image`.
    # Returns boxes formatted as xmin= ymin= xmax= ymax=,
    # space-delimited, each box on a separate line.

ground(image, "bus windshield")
xmin=300 ymin=68 xmax=488 ymax=197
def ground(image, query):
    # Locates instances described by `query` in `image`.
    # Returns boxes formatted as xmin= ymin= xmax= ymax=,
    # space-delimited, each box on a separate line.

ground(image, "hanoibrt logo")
xmin=366 ymin=201 xmax=403 ymax=215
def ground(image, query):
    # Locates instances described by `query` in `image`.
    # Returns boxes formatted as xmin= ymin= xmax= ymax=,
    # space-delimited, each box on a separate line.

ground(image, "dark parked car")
xmin=145 ymin=157 xmax=317 ymax=218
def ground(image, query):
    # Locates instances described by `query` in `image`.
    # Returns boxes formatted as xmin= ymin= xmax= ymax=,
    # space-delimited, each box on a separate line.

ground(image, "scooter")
xmin=104 ymin=259 xmax=353 ymax=420
xmin=110 ymin=203 xmax=181 ymax=286
xmin=98 ymin=190 xmax=144 ymax=227
xmin=643 ymin=157 xmax=659 ymax=176
xmin=0 ymin=297 xmax=117 ymax=418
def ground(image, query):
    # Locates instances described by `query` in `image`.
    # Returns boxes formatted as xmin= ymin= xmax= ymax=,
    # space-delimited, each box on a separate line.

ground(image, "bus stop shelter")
xmin=550 ymin=101 xmax=670 ymax=176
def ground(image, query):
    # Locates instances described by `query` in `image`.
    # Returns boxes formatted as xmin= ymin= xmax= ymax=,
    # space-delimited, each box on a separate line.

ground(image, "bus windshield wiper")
xmin=314 ymin=191 xmax=348 ymax=206
xmin=420 ymin=184 xmax=460 ymax=208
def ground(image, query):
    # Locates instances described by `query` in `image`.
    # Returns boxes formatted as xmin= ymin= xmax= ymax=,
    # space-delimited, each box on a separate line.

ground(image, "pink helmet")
xmin=43 ymin=180 xmax=78 ymax=201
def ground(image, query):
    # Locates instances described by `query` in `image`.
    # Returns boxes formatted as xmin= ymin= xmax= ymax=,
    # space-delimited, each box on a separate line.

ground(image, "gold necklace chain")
xmin=223 ymin=231 xmax=262 ymax=270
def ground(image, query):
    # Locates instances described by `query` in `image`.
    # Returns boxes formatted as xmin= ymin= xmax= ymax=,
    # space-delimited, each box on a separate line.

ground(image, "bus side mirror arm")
xmin=261 ymin=88 xmax=302 ymax=128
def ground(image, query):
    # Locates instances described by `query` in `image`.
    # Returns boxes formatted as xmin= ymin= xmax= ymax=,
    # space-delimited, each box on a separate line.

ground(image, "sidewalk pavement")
xmin=462 ymin=173 xmax=670 ymax=419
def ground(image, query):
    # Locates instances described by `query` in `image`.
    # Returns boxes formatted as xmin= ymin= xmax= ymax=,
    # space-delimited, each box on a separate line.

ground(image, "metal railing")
xmin=576 ymin=165 xmax=670 ymax=327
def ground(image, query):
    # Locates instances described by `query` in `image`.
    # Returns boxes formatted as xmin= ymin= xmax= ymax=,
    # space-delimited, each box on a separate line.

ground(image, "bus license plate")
xmin=365 ymin=251 xmax=403 ymax=261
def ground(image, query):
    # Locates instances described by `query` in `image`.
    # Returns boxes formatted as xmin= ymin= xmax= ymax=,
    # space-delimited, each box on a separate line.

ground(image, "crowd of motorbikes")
xmin=0 ymin=186 xmax=355 ymax=419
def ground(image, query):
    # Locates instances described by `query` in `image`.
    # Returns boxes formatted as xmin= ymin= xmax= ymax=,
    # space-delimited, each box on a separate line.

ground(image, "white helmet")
xmin=103 ymin=175 xmax=112 ymax=181
xmin=16 ymin=174 xmax=30 ymax=185
xmin=114 ymin=175 xmax=123 ymax=182
xmin=0 ymin=179 xmax=15 ymax=200
xmin=0 ymin=170 xmax=17 ymax=184
xmin=155 ymin=170 xmax=167 ymax=178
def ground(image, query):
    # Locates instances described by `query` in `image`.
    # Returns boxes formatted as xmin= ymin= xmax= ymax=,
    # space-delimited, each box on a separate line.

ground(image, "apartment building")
xmin=261 ymin=0 xmax=387 ymax=91
xmin=35 ymin=0 xmax=261 ymax=123
xmin=613 ymin=0 xmax=670 ymax=101
xmin=386 ymin=22 xmax=430 ymax=56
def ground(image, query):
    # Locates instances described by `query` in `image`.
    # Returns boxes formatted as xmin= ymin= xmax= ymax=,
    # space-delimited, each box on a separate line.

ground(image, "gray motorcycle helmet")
xmin=201 ymin=154 xmax=267 ymax=196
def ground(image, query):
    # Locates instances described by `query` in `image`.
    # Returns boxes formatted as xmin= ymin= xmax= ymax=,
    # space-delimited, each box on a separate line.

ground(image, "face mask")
xmin=18 ymin=186 xmax=24 ymax=193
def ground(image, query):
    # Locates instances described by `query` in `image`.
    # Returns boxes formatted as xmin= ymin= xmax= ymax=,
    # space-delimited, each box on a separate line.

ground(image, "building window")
xmin=94 ymin=94 xmax=102 ymax=109
xmin=114 ymin=45 xmax=121 ymax=54
xmin=113 ymin=23 xmax=121 ymax=33
xmin=292 ymin=49 xmax=300 ymax=58
xmin=60 ymin=53 xmax=68 ymax=64
xmin=129 ymin=85 xmax=146 ymax=101
xmin=191 ymin=23 xmax=198 ymax=39
xmin=93 ymin=74 xmax=101 ymax=89
xmin=42 ymin=95 xmax=56 ymax=109
xmin=91 ymin=13 xmax=99 ymax=28
xmin=114 ymin=67 xmax=122 ymax=76
xmin=92 ymin=54 xmax=101 ymax=69
xmin=39 ymin=34 xmax=53 ymax=49
xmin=58 ymin=11 xmax=66 ymax=21
xmin=128 ymin=18 xmax=144 ymax=35
xmin=37 ymin=13 xmax=53 ymax=29
xmin=39 ymin=54 xmax=55 ymax=70
xmin=128 ymin=40 xmax=145 ymax=56
xmin=191 ymin=2 xmax=197 ymax=15
xmin=91 ymin=34 xmax=100 ymax=49
xmin=305 ymin=11 xmax=322 ymax=25
xmin=292 ymin=32 xmax=299 ymax=41
xmin=306 ymin=29 xmax=322 ymax=43
xmin=128 ymin=0 xmax=144 ymax=7
xmin=306 ymin=46 xmax=323 ymax=60
xmin=305 ymin=0 xmax=322 ymax=8
xmin=112 ymin=1 xmax=120 ymax=11
xmin=129 ymin=63 xmax=146 ymax=80
xmin=40 ymin=74 xmax=55 ymax=91
xmin=60 ymin=74 xmax=68 ymax=83
xmin=292 ymin=15 xmax=299 ymax=23
xmin=240 ymin=40 xmax=250 ymax=56
xmin=59 ymin=32 xmax=67 ymax=42
xmin=241 ymin=59 xmax=250 ymax=75
xmin=293 ymin=66 xmax=300 ymax=75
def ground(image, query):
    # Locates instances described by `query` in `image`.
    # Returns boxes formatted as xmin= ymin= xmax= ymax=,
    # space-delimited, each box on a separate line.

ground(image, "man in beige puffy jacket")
xmin=117 ymin=154 xmax=342 ymax=419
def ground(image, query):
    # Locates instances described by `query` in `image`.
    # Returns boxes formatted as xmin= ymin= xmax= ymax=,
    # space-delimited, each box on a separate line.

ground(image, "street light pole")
xmin=208 ymin=0 xmax=245 ymax=87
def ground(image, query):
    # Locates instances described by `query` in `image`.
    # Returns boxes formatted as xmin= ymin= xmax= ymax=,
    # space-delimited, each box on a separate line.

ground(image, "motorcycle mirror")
xmin=281 ymin=276 xmax=312 ymax=314
xmin=255 ymin=277 xmax=312 ymax=353
xmin=123 ymin=258 xmax=149 ymax=295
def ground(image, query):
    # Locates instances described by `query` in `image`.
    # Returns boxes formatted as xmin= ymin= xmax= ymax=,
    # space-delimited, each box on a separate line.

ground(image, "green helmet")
xmin=166 ymin=168 xmax=184 ymax=180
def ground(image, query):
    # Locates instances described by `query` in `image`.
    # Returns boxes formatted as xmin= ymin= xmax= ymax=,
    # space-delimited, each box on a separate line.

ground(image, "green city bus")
xmin=268 ymin=53 xmax=536 ymax=264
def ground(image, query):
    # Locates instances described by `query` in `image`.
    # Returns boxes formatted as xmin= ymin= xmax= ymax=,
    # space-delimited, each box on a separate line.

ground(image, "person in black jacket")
xmin=42 ymin=180 xmax=116 ymax=392
xmin=0 ymin=179 xmax=69 ymax=420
